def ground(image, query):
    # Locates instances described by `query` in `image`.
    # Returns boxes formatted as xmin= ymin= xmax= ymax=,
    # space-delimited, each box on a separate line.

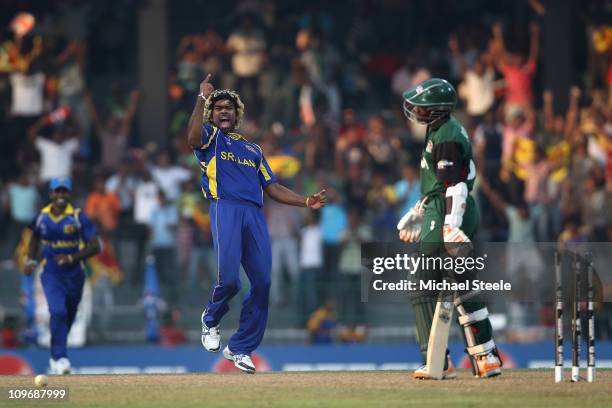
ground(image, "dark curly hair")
xmin=203 ymin=89 xmax=245 ymax=129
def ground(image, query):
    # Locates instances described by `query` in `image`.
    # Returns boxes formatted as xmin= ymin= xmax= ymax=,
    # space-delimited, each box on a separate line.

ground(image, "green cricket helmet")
xmin=403 ymin=78 xmax=457 ymax=126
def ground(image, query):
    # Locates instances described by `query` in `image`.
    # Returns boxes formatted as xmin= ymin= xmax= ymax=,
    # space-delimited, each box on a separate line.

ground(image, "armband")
xmin=444 ymin=182 xmax=468 ymax=227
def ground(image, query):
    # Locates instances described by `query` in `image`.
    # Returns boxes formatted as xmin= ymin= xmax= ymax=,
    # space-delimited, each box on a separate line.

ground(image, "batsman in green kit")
xmin=397 ymin=78 xmax=502 ymax=379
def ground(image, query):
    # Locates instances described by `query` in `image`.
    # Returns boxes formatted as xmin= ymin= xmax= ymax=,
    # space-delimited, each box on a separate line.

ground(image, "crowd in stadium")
xmin=0 ymin=0 xmax=611 ymax=343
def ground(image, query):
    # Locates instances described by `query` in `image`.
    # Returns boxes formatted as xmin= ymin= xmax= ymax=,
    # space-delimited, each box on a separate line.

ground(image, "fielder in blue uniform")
xmin=188 ymin=74 xmax=327 ymax=373
xmin=24 ymin=177 xmax=101 ymax=375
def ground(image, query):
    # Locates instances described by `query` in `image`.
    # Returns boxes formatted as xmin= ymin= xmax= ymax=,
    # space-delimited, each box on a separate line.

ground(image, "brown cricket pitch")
xmin=0 ymin=369 xmax=610 ymax=408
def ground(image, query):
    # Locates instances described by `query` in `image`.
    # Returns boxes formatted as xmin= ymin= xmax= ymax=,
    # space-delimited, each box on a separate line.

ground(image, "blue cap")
xmin=49 ymin=177 xmax=72 ymax=191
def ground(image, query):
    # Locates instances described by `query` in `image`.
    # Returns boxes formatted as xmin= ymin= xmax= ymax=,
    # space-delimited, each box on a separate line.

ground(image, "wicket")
xmin=554 ymin=250 xmax=595 ymax=383
xmin=554 ymin=250 xmax=563 ymax=383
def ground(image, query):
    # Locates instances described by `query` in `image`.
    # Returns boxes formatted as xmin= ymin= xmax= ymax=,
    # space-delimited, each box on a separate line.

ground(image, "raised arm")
xmin=119 ymin=89 xmax=140 ymax=135
xmin=187 ymin=74 xmax=213 ymax=149
xmin=27 ymin=117 xmax=45 ymax=141
xmin=490 ymin=22 xmax=507 ymax=69
xmin=542 ymin=90 xmax=554 ymax=132
xmin=264 ymin=183 xmax=327 ymax=209
xmin=564 ymin=86 xmax=580 ymax=139
xmin=84 ymin=92 xmax=103 ymax=135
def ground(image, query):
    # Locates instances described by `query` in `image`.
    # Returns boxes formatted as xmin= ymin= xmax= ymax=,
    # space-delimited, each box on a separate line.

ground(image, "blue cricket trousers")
xmin=202 ymin=200 xmax=272 ymax=354
xmin=41 ymin=267 xmax=85 ymax=359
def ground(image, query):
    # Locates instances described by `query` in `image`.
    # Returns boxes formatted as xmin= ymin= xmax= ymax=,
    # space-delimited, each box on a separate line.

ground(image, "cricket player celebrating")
xmin=24 ymin=177 xmax=101 ymax=375
xmin=188 ymin=75 xmax=326 ymax=373
xmin=398 ymin=78 xmax=502 ymax=379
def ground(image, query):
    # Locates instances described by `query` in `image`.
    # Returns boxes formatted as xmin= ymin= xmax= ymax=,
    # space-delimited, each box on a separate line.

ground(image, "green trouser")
xmin=411 ymin=194 xmax=492 ymax=364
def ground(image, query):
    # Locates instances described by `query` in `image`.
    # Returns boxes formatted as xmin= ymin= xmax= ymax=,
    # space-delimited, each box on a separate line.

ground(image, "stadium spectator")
xmin=2 ymin=30 xmax=43 ymax=179
xmin=150 ymin=151 xmax=191 ymax=202
xmin=364 ymin=115 xmax=398 ymax=175
xmin=582 ymin=173 xmax=607 ymax=240
xmin=56 ymin=40 xmax=89 ymax=140
xmin=501 ymin=105 xmax=535 ymax=205
xmin=450 ymin=34 xmax=496 ymax=128
xmin=306 ymin=300 xmax=336 ymax=344
xmin=335 ymin=109 xmax=368 ymax=176
xmin=4 ymin=171 xmax=39 ymax=256
xmin=159 ymin=309 xmax=187 ymax=347
xmin=366 ymin=172 xmax=397 ymax=241
xmin=226 ymin=13 xmax=267 ymax=115
xmin=28 ymin=112 xmax=81 ymax=185
xmin=105 ymin=162 xmax=138 ymax=216
xmin=197 ymin=29 xmax=226 ymax=80
xmin=394 ymin=163 xmax=420 ymax=219
xmin=86 ymin=89 xmax=139 ymax=172
xmin=298 ymin=31 xmax=342 ymax=120
xmin=9 ymin=63 xmax=44 ymax=118
xmin=391 ymin=57 xmax=415 ymax=98
xmin=523 ymin=147 xmax=552 ymax=241
xmin=148 ymin=190 xmax=179 ymax=303
xmin=105 ymin=162 xmax=142 ymax=280
xmin=319 ymin=189 xmax=347 ymax=298
xmin=267 ymin=197 xmax=300 ymax=305
xmin=176 ymin=182 xmax=196 ymax=283
xmin=299 ymin=210 xmax=323 ymax=322
xmin=480 ymin=177 xmax=543 ymax=329
xmin=491 ymin=22 xmax=540 ymax=112
xmin=338 ymin=208 xmax=371 ymax=322
xmin=558 ymin=213 xmax=590 ymax=244
xmin=84 ymin=176 xmax=122 ymax=235
xmin=479 ymin=177 xmax=534 ymax=243
xmin=175 ymin=36 xmax=205 ymax=100
xmin=343 ymin=164 xmax=369 ymax=214
xmin=130 ymin=170 xmax=160 ymax=284
xmin=185 ymin=199 xmax=215 ymax=288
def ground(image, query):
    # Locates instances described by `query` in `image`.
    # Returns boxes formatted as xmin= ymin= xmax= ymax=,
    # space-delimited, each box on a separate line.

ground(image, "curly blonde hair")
xmin=203 ymin=89 xmax=245 ymax=130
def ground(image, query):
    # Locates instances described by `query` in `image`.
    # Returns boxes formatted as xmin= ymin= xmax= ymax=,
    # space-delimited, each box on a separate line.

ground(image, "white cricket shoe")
xmin=223 ymin=346 xmax=255 ymax=374
xmin=47 ymin=358 xmax=56 ymax=375
xmin=201 ymin=323 xmax=221 ymax=352
xmin=49 ymin=358 xmax=71 ymax=375
xmin=414 ymin=356 xmax=456 ymax=380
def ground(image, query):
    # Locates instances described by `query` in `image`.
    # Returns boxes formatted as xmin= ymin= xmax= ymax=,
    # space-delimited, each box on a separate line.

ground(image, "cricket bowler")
xmin=398 ymin=78 xmax=502 ymax=379
xmin=24 ymin=177 xmax=101 ymax=374
xmin=187 ymin=74 xmax=326 ymax=373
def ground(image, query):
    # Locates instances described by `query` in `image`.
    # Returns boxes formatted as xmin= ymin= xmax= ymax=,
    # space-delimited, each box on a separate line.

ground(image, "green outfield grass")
xmin=1 ymin=369 xmax=610 ymax=408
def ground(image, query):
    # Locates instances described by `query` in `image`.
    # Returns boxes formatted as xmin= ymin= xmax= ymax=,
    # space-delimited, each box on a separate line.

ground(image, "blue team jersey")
xmin=193 ymin=123 xmax=277 ymax=207
xmin=30 ymin=204 xmax=98 ymax=271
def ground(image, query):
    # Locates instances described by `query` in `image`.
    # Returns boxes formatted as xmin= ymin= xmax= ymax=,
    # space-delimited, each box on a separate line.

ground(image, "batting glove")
xmin=398 ymin=198 xmax=428 ymax=242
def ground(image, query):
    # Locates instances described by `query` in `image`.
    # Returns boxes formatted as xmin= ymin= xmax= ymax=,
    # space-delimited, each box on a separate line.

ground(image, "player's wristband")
xmin=306 ymin=196 xmax=311 ymax=208
xmin=197 ymin=93 xmax=208 ymax=101
xmin=67 ymin=254 xmax=74 ymax=264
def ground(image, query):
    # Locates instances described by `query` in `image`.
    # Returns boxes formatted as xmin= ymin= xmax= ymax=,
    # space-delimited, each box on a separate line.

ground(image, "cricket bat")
xmin=426 ymin=292 xmax=454 ymax=379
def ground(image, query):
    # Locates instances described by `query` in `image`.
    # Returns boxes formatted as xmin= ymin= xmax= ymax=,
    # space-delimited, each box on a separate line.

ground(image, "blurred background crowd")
xmin=0 ymin=0 xmax=611 ymax=348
